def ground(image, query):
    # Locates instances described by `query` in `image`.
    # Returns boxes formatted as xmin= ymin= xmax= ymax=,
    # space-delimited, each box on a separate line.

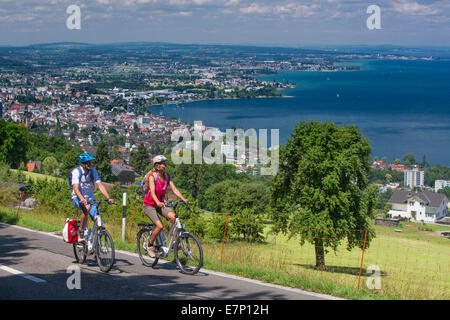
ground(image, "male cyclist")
xmin=71 ymin=152 xmax=115 ymax=243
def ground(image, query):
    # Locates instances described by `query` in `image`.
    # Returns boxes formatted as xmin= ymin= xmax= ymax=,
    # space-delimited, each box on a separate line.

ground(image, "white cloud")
xmin=240 ymin=3 xmax=271 ymax=15
xmin=240 ymin=2 xmax=319 ymax=17
xmin=392 ymin=1 xmax=439 ymax=15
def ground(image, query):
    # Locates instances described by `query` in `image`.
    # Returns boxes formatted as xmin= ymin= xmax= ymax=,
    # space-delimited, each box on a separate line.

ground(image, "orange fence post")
xmin=220 ymin=215 xmax=229 ymax=264
xmin=16 ymin=191 xmax=25 ymax=218
xmin=128 ymin=203 xmax=137 ymax=244
xmin=357 ymin=228 xmax=368 ymax=292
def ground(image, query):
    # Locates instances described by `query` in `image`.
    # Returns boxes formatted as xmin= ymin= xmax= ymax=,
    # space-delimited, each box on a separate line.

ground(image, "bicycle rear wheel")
xmin=137 ymin=229 xmax=159 ymax=267
xmin=95 ymin=229 xmax=115 ymax=273
xmin=174 ymin=232 xmax=203 ymax=275
xmin=73 ymin=242 xmax=87 ymax=264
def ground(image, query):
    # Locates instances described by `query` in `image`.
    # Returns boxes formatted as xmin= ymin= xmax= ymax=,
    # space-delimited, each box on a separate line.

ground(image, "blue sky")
xmin=0 ymin=0 xmax=449 ymax=47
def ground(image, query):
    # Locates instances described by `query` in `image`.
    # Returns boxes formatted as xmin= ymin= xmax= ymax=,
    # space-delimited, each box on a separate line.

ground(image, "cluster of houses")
xmin=371 ymin=161 xmax=450 ymax=223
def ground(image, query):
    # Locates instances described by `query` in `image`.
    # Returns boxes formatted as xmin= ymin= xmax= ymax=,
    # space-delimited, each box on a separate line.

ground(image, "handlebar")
xmin=87 ymin=200 xmax=115 ymax=205
xmin=164 ymin=200 xmax=188 ymax=207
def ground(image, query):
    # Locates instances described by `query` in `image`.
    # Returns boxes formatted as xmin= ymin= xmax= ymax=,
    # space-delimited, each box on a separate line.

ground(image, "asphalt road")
xmin=0 ymin=222 xmax=340 ymax=301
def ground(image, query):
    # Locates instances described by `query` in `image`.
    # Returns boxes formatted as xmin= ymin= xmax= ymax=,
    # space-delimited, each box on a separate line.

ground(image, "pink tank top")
xmin=144 ymin=173 xmax=171 ymax=207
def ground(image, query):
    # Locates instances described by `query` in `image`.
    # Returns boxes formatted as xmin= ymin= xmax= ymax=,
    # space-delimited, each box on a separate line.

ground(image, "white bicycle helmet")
xmin=153 ymin=155 xmax=168 ymax=165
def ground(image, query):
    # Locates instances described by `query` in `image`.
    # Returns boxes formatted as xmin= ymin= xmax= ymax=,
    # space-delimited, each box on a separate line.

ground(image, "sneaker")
xmin=147 ymin=244 xmax=156 ymax=258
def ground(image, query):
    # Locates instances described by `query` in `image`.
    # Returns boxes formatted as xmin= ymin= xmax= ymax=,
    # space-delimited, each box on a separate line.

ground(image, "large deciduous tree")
xmin=269 ymin=121 xmax=377 ymax=269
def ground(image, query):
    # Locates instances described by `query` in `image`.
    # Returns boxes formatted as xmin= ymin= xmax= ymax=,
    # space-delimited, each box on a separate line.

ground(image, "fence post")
xmin=220 ymin=215 xmax=229 ymax=264
xmin=121 ymin=193 xmax=127 ymax=242
xmin=357 ymin=228 xmax=368 ymax=292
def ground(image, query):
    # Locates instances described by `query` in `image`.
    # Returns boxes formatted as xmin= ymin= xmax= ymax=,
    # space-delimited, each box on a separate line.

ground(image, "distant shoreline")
xmin=147 ymin=94 xmax=293 ymax=109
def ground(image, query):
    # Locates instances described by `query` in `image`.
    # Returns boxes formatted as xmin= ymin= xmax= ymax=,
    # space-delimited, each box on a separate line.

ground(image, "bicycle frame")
xmin=154 ymin=216 xmax=183 ymax=258
xmin=85 ymin=201 xmax=108 ymax=254
xmin=153 ymin=202 xmax=187 ymax=258
xmin=137 ymin=201 xmax=203 ymax=274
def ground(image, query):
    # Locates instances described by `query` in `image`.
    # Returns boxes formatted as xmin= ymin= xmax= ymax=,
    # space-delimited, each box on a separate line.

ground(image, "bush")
xmin=176 ymin=198 xmax=206 ymax=239
xmin=0 ymin=185 xmax=20 ymax=207
xmin=0 ymin=162 xmax=21 ymax=207
xmin=205 ymin=212 xmax=228 ymax=241
xmin=203 ymin=180 xmax=270 ymax=215
xmin=28 ymin=178 xmax=75 ymax=215
xmin=229 ymin=209 xmax=265 ymax=242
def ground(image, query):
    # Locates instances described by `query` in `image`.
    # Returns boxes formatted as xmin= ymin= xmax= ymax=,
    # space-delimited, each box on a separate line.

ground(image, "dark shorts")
xmin=144 ymin=205 xmax=173 ymax=224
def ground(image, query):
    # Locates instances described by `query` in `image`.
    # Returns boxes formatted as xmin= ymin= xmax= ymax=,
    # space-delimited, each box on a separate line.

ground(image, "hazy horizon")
xmin=0 ymin=1 xmax=449 ymax=47
xmin=2 ymin=41 xmax=450 ymax=51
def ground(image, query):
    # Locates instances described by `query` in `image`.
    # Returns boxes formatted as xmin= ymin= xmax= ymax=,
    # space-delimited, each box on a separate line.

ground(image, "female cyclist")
xmin=143 ymin=155 xmax=188 ymax=258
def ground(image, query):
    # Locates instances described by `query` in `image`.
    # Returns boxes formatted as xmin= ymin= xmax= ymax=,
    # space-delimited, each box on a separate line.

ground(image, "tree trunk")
xmin=314 ymin=237 xmax=326 ymax=269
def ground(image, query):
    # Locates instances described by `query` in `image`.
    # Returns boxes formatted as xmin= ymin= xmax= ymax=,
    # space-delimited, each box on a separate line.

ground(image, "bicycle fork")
xmin=179 ymin=233 xmax=193 ymax=258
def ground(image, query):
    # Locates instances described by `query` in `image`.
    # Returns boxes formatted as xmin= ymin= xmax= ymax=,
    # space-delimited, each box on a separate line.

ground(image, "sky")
xmin=0 ymin=0 xmax=449 ymax=47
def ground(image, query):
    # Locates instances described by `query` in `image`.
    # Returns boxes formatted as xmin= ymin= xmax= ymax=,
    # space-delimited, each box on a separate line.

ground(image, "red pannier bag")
xmin=63 ymin=219 xmax=78 ymax=243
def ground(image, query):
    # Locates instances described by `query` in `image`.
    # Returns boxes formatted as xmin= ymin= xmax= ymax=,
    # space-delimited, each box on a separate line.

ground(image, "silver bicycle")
xmin=73 ymin=200 xmax=115 ymax=273
xmin=137 ymin=201 xmax=203 ymax=275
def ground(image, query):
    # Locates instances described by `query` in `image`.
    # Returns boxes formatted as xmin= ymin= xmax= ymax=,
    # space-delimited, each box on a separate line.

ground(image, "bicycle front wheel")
xmin=95 ymin=229 xmax=115 ymax=273
xmin=174 ymin=232 xmax=203 ymax=275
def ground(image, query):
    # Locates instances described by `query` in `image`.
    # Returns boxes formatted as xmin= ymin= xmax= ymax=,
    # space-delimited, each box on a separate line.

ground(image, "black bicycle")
xmin=137 ymin=201 xmax=203 ymax=275
xmin=73 ymin=200 xmax=115 ymax=273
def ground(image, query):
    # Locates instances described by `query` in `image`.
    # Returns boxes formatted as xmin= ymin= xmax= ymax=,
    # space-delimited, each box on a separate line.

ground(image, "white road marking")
xmin=0 ymin=264 xmax=47 ymax=283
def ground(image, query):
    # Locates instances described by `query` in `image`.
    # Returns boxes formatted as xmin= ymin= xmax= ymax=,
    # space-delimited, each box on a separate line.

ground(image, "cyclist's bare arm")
xmin=96 ymin=182 xmax=114 ymax=204
xmin=169 ymin=181 xmax=188 ymax=203
xmin=73 ymin=183 xmax=88 ymax=207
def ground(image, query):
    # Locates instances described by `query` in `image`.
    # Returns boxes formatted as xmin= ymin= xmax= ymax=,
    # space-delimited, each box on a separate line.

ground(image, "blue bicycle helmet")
xmin=78 ymin=152 xmax=96 ymax=163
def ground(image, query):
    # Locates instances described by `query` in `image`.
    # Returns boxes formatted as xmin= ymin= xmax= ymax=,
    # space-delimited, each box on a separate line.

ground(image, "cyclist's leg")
xmin=88 ymin=203 xmax=99 ymax=222
xmin=80 ymin=206 xmax=89 ymax=230
xmin=160 ymin=208 xmax=176 ymax=238
xmin=144 ymin=205 xmax=163 ymax=245
xmin=150 ymin=220 xmax=164 ymax=245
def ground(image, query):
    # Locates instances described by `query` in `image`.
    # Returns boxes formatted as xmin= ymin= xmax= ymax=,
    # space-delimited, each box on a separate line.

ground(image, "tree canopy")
xmin=130 ymin=143 xmax=150 ymax=176
xmin=95 ymin=141 xmax=115 ymax=183
xmin=0 ymin=120 xmax=31 ymax=169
